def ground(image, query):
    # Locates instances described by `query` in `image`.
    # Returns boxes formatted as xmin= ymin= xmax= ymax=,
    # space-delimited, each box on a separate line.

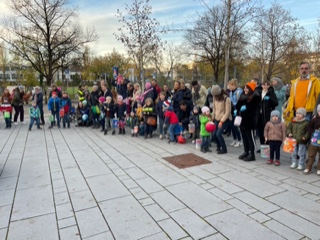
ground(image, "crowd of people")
xmin=1 ymin=61 xmax=320 ymax=175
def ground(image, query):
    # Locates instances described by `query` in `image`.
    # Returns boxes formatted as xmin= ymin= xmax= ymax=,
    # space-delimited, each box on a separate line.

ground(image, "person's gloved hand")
xmin=240 ymin=105 xmax=246 ymax=112
xmin=264 ymin=96 xmax=269 ymax=100
xmin=233 ymin=110 xmax=237 ymax=116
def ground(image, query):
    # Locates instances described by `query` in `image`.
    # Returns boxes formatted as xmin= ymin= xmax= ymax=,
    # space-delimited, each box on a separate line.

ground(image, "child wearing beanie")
xmin=304 ymin=104 xmax=320 ymax=175
xmin=264 ymin=110 xmax=286 ymax=166
xmin=286 ymin=107 xmax=309 ymax=170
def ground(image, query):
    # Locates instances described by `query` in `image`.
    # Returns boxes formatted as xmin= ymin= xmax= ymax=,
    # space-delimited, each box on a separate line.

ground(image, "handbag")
xmin=147 ymin=116 xmax=157 ymax=126
xmin=4 ymin=111 xmax=10 ymax=119
xmin=311 ymin=130 xmax=320 ymax=147
xmin=234 ymin=116 xmax=242 ymax=127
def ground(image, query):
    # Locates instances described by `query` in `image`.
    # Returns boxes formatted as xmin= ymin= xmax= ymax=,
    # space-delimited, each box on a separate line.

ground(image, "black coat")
xmin=258 ymin=86 xmax=278 ymax=126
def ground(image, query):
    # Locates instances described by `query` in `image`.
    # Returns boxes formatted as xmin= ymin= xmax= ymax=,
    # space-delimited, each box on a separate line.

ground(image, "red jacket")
xmin=164 ymin=108 xmax=179 ymax=124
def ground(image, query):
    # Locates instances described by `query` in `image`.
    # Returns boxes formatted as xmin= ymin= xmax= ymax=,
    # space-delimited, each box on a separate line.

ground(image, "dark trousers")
xmin=5 ymin=118 xmax=11 ymax=128
xmin=62 ymin=113 xmax=70 ymax=128
xmin=51 ymin=112 xmax=60 ymax=127
xmin=145 ymin=123 xmax=153 ymax=135
xmin=306 ymin=144 xmax=320 ymax=170
xmin=13 ymin=105 xmax=24 ymax=122
xmin=231 ymin=114 xmax=241 ymax=141
xmin=39 ymin=107 xmax=45 ymax=124
xmin=269 ymin=140 xmax=282 ymax=160
xmin=240 ymin=128 xmax=256 ymax=154
xmin=29 ymin=117 xmax=40 ymax=129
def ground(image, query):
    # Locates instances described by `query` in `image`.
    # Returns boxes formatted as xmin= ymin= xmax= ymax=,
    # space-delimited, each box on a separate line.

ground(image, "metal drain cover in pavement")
xmin=163 ymin=153 xmax=212 ymax=169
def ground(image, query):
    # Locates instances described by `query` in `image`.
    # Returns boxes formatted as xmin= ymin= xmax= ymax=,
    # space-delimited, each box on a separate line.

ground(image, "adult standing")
xmin=32 ymin=86 xmax=45 ymax=125
xmin=285 ymin=61 xmax=320 ymax=122
xmin=236 ymin=82 xmax=261 ymax=161
xmin=271 ymin=77 xmax=286 ymax=117
xmin=49 ymin=84 xmax=62 ymax=98
xmin=162 ymin=84 xmax=172 ymax=100
xmin=256 ymin=81 xmax=278 ymax=151
xmin=191 ymin=80 xmax=207 ymax=108
xmin=179 ymin=79 xmax=192 ymax=107
xmin=130 ymin=83 xmax=142 ymax=110
xmin=211 ymin=85 xmax=232 ymax=154
xmin=12 ymin=87 xmax=25 ymax=124
xmin=90 ymin=85 xmax=100 ymax=128
xmin=141 ymin=82 xmax=154 ymax=105
xmin=151 ymin=78 xmax=161 ymax=100
xmin=172 ymin=81 xmax=184 ymax=114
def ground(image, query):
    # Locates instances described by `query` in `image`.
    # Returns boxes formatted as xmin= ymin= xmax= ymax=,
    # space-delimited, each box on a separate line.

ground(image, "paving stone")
xmin=267 ymin=191 xmax=320 ymax=224
xmin=54 ymin=191 xmax=70 ymax=205
xmin=139 ymin=231 xmax=170 ymax=239
xmin=269 ymin=209 xmax=320 ymax=239
xmin=150 ymin=191 xmax=186 ymax=213
xmin=142 ymin=164 xmax=187 ymax=187
xmin=99 ymin=195 xmax=162 ymax=240
xmin=281 ymin=177 xmax=320 ymax=195
xmin=62 ymin=167 xmax=83 ymax=179
xmin=0 ymin=228 xmax=7 ymax=240
xmin=0 ymin=176 xmax=18 ymax=191
xmin=51 ymin=170 xmax=64 ymax=180
xmin=200 ymin=183 xmax=215 ymax=190
xmin=201 ymin=233 xmax=228 ymax=240
xmin=58 ymin=216 xmax=77 ymax=229
xmin=170 ymin=208 xmax=217 ymax=239
xmin=264 ymin=220 xmax=304 ymax=240
xmin=59 ymin=225 xmax=81 ymax=240
xmin=83 ymin=231 xmax=114 ymax=240
xmin=75 ymin=207 xmax=109 ymax=238
xmin=144 ymin=204 xmax=169 ymax=221
xmin=139 ymin=197 xmax=155 ymax=206
xmin=254 ymin=167 xmax=290 ymax=181
xmin=64 ymin=177 xmax=88 ymax=193
xmin=130 ymin=187 xmax=149 ymax=200
xmin=157 ymin=218 xmax=188 ymax=239
xmin=0 ymin=166 xmax=20 ymax=178
xmin=86 ymin=174 xmax=130 ymax=202
xmin=0 ymin=188 xmax=15 ymax=206
xmin=77 ymin=161 xmax=111 ymax=177
xmin=190 ymin=169 xmax=217 ymax=180
xmin=208 ymin=187 xmax=233 ymax=201
xmin=199 ymin=161 xmax=233 ymax=175
xmin=249 ymin=211 xmax=271 ymax=223
xmin=52 ymin=178 xmax=66 ymax=189
xmin=302 ymin=193 xmax=320 ymax=201
xmin=7 ymin=214 xmax=59 ymax=240
xmin=257 ymin=175 xmax=281 ymax=185
xmin=167 ymin=181 xmax=232 ymax=217
xmin=207 ymin=177 xmax=243 ymax=194
xmin=113 ymin=158 xmax=136 ymax=170
xmin=11 ymin=185 xmax=54 ymax=221
xmin=135 ymin=177 xmax=164 ymax=193
xmin=186 ymin=174 xmax=207 ymax=184
xmin=125 ymin=167 xmax=148 ymax=180
xmin=121 ymin=178 xmax=138 ymax=189
xmin=226 ymin=198 xmax=257 ymax=215
xmin=234 ymin=191 xmax=280 ymax=214
xmin=69 ymin=189 xmax=97 ymax=211
xmin=219 ymin=171 xmax=285 ymax=197
xmin=0 ymin=205 xmax=11 ymax=228
xmin=205 ymin=209 xmax=284 ymax=240
xmin=56 ymin=202 xmax=74 ymax=220
xmin=277 ymin=183 xmax=307 ymax=195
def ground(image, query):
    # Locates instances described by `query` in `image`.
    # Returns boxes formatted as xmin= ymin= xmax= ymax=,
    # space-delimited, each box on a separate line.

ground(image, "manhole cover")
xmin=163 ymin=153 xmax=212 ymax=169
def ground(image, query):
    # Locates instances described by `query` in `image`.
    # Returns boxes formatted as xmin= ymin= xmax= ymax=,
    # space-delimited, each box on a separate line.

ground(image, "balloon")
xmin=205 ymin=121 xmax=216 ymax=132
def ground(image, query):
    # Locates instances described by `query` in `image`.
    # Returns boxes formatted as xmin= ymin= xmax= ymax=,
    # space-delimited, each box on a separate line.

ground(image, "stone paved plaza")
xmin=1 ymin=116 xmax=320 ymax=240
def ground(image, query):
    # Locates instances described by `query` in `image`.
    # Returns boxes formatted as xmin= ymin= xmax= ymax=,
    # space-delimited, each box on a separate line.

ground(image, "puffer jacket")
xmin=286 ymin=118 xmax=309 ymax=144
xmin=264 ymin=120 xmax=286 ymax=142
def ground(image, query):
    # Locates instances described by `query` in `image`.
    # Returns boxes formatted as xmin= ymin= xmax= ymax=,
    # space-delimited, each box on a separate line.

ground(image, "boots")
xmin=123 ymin=128 xmax=126 ymax=135
xmin=104 ymin=129 xmax=108 ymax=135
xmin=201 ymin=147 xmax=206 ymax=153
xmin=238 ymin=152 xmax=249 ymax=160
xmin=119 ymin=129 xmax=122 ymax=134
xmin=205 ymin=147 xmax=212 ymax=152
xmin=243 ymin=152 xmax=256 ymax=161
xmin=112 ymin=130 xmax=115 ymax=135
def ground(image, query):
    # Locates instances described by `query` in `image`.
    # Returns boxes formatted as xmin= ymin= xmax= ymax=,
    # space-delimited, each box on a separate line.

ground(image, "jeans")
xmin=62 ymin=113 xmax=70 ymax=128
xmin=51 ymin=111 xmax=60 ymax=127
xmin=168 ymin=123 xmax=177 ymax=141
xmin=105 ymin=117 xmax=115 ymax=131
xmin=212 ymin=119 xmax=229 ymax=151
xmin=201 ymin=136 xmax=210 ymax=148
xmin=29 ymin=117 xmax=40 ymax=129
xmin=291 ymin=144 xmax=307 ymax=167
xmin=159 ymin=117 xmax=165 ymax=135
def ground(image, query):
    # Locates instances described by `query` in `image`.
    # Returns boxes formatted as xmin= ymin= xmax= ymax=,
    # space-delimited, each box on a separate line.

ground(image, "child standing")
xmin=103 ymin=96 xmax=115 ymax=135
xmin=48 ymin=92 xmax=60 ymax=129
xmin=114 ymin=95 xmax=126 ymax=134
xmin=264 ymin=110 xmax=286 ymax=166
xmin=29 ymin=101 xmax=42 ymax=131
xmin=163 ymin=100 xmax=179 ymax=143
xmin=156 ymin=92 xmax=166 ymax=139
xmin=189 ymin=105 xmax=200 ymax=143
xmin=286 ymin=107 xmax=309 ymax=170
xmin=142 ymin=98 xmax=157 ymax=138
xmin=0 ymin=97 xmax=12 ymax=129
xmin=130 ymin=111 xmax=139 ymax=137
xmin=60 ymin=91 xmax=72 ymax=128
xmin=200 ymin=106 xmax=212 ymax=153
xmin=304 ymin=104 xmax=320 ymax=175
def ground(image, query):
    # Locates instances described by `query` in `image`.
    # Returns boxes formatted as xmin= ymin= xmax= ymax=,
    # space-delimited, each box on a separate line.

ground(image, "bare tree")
xmin=0 ymin=0 xmax=97 ymax=86
xmin=250 ymin=2 xmax=306 ymax=81
xmin=114 ymin=0 xmax=165 ymax=91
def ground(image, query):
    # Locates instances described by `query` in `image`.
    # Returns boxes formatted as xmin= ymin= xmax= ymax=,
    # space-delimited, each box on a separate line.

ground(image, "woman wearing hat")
xmin=235 ymin=82 xmax=261 ymax=161
xmin=211 ymin=85 xmax=232 ymax=154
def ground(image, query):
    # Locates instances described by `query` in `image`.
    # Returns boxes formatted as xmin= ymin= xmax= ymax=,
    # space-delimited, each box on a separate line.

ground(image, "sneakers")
xmin=234 ymin=141 xmax=242 ymax=148
xmin=14 ymin=122 xmax=18 ymax=125
xmin=297 ymin=165 xmax=304 ymax=171
xmin=159 ymin=134 xmax=163 ymax=139
xmin=192 ymin=140 xmax=195 ymax=144
xmin=267 ymin=159 xmax=273 ymax=164
xmin=230 ymin=140 xmax=236 ymax=146
xmin=290 ymin=163 xmax=298 ymax=169
xmin=317 ymin=170 xmax=320 ymax=175
xmin=274 ymin=160 xmax=280 ymax=166
xmin=303 ymin=168 xmax=311 ymax=174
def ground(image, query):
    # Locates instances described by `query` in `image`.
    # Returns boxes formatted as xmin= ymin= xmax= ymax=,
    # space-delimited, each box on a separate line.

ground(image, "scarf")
xmin=141 ymin=88 xmax=153 ymax=103
xmin=193 ymin=84 xmax=201 ymax=101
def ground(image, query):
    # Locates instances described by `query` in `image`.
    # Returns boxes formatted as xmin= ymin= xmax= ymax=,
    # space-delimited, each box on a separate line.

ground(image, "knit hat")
xmin=52 ymin=92 xmax=57 ymax=96
xmin=201 ymin=106 xmax=210 ymax=113
xmin=271 ymin=110 xmax=280 ymax=118
xmin=246 ymin=82 xmax=257 ymax=92
xmin=193 ymin=105 xmax=199 ymax=112
xmin=163 ymin=100 xmax=171 ymax=110
xmin=317 ymin=104 xmax=320 ymax=113
xmin=296 ymin=107 xmax=306 ymax=117
xmin=211 ymin=85 xmax=221 ymax=96
xmin=145 ymin=81 xmax=152 ymax=90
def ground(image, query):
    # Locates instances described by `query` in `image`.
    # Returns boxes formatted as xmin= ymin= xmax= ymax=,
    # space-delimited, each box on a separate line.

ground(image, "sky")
xmin=0 ymin=0 xmax=320 ymax=56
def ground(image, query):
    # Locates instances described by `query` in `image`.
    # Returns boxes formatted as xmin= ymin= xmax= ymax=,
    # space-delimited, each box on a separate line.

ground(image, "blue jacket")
xmin=48 ymin=97 xmax=60 ymax=112
xmin=60 ymin=97 xmax=72 ymax=113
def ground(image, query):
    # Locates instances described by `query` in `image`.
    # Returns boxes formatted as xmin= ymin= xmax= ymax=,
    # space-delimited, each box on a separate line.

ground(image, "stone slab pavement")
xmin=1 ymin=111 xmax=320 ymax=239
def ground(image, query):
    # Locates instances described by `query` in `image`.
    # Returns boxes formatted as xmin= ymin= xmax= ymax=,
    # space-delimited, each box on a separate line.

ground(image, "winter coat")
xmin=1 ymin=92 xmax=12 ymax=104
xmin=156 ymin=99 xmax=165 ymax=120
xmin=29 ymin=106 xmax=40 ymax=118
xmin=114 ymin=103 xmax=126 ymax=120
xmin=308 ymin=114 xmax=320 ymax=136
xmin=164 ymin=106 xmax=179 ymax=125
xmin=48 ymin=97 xmax=60 ymax=112
xmin=192 ymin=85 xmax=207 ymax=108
xmin=229 ymin=87 xmax=243 ymax=110
xmin=12 ymin=88 xmax=23 ymax=106
xmin=199 ymin=115 xmax=211 ymax=137
xmin=236 ymin=92 xmax=261 ymax=130
xmin=264 ymin=120 xmax=286 ymax=142
xmin=273 ymin=81 xmax=286 ymax=117
xmin=60 ymin=97 xmax=72 ymax=113
xmin=103 ymin=102 xmax=115 ymax=118
xmin=286 ymin=118 xmax=309 ymax=144
xmin=258 ymin=87 xmax=279 ymax=127
xmin=177 ymin=104 xmax=192 ymax=124
xmin=90 ymin=91 xmax=99 ymax=106
xmin=32 ymin=92 xmax=43 ymax=110
xmin=286 ymin=75 xmax=320 ymax=113
xmin=212 ymin=96 xmax=232 ymax=123
xmin=172 ymin=89 xmax=184 ymax=113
